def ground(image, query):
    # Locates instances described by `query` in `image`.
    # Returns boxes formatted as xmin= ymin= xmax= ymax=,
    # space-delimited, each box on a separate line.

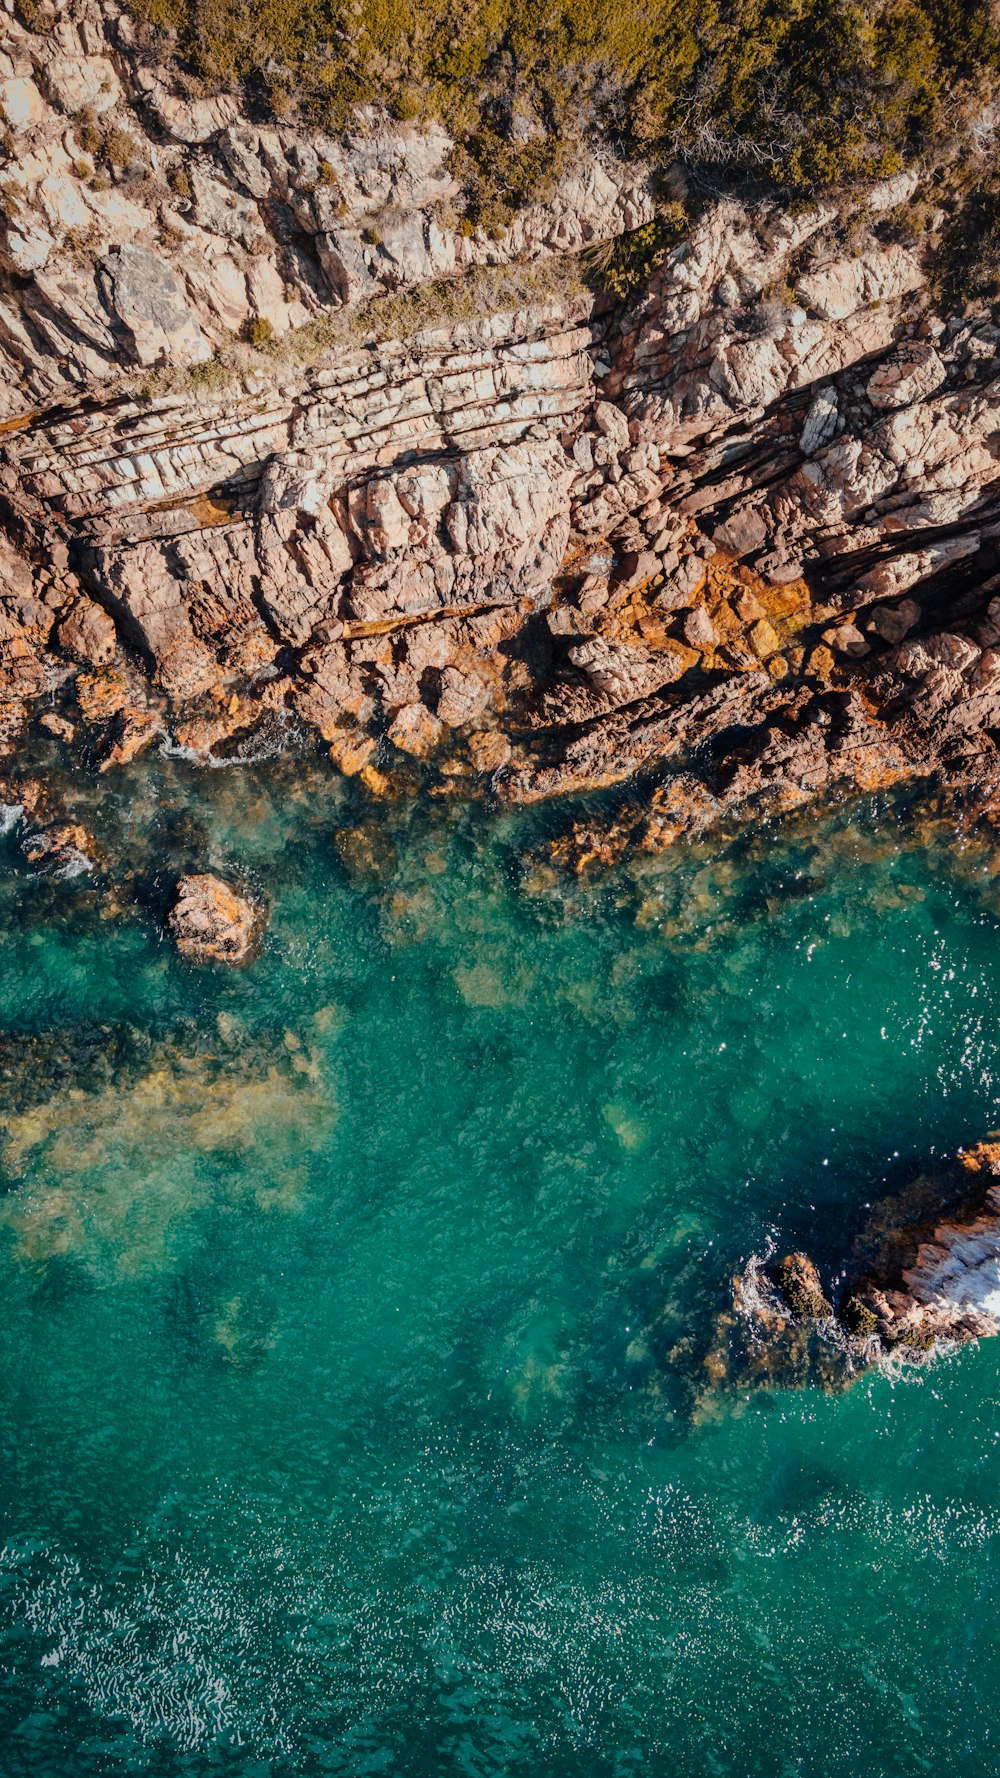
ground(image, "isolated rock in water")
xmin=838 ymin=1142 xmax=1000 ymax=1350
xmin=21 ymin=822 xmax=97 ymax=876
xmin=169 ymin=873 xmax=261 ymax=964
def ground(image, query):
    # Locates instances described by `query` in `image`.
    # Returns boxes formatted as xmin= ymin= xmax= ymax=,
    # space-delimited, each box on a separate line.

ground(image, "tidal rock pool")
xmin=2 ymin=752 xmax=1000 ymax=1775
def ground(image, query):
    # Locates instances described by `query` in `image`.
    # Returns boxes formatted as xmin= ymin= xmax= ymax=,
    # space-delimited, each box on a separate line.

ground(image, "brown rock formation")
xmin=731 ymin=1142 xmax=1000 ymax=1392
xmin=5 ymin=4 xmax=1000 ymax=851
xmin=168 ymin=873 xmax=262 ymax=964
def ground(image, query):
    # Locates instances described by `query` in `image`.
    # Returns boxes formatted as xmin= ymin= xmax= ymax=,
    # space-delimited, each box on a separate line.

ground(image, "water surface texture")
xmin=2 ymin=756 xmax=1000 ymax=1776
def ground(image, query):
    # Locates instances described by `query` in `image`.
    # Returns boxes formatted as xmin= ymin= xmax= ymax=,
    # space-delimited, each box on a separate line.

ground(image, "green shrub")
xmin=13 ymin=0 xmax=55 ymax=31
xmin=243 ymin=314 xmax=276 ymax=346
xmin=936 ymin=176 xmax=1000 ymax=305
xmin=584 ymin=205 xmax=688 ymax=302
xmin=124 ymin=0 xmax=1000 ymax=217
xmin=102 ymin=126 xmax=142 ymax=169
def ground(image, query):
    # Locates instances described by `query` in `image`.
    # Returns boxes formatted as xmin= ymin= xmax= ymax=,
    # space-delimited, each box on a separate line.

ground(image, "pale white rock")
xmin=903 ymin=1188 xmax=1000 ymax=1321
xmin=189 ymin=167 xmax=264 ymax=250
xmin=0 ymin=75 xmax=45 ymax=133
xmin=37 ymin=174 xmax=91 ymax=235
xmin=594 ymin=401 xmax=630 ymax=451
xmin=866 ymin=171 xmax=921 ymax=211
xmin=923 ymin=631 xmax=981 ymax=673
xmin=43 ymin=54 xmax=121 ymax=115
xmin=83 ymin=183 xmax=151 ymax=238
xmin=867 ymin=343 xmax=946 ymax=410
xmin=363 ymin=478 xmax=411 ymax=555
xmin=2 ymin=217 xmax=54 ymax=274
xmin=566 ymin=634 xmax=687 ymax=704
xmin=683 ymin=605 xmax=717 ymax=650
xmin=143 ymin=77 xmax=241 ymax=143
xmin=568 ymin=636 xmax=648 ymax=700
xmin=796 ymin=244 xmax=923 ymax=321
xmin=246 ymin=258 xmax=304 ymax=335
xmin=183 ymin=252 xmax=251 ymax=331
xmin=855 ymin=536 xmax=981 ymax=600
xmin=799 ymin=385 xmax=839 ymax=455
xmin=259 ymin=452 xmax=337 ymax=520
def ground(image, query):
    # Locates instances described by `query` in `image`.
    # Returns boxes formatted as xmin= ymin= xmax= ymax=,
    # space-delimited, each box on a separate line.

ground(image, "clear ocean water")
xmin=2 ymin=747 xmax=1000 ymax=1776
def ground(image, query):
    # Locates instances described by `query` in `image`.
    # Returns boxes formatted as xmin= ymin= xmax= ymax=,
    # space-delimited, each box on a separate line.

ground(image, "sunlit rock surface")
xmin=168 ymin=871 xmax=262 ymax=963
xmin=4 ymin=0 xmax=1000 ymax=840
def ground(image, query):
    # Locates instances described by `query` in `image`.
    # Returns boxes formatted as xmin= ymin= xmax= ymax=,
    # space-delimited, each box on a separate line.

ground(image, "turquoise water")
xmin=2 ymin=752 xmax=1000 ymax=1775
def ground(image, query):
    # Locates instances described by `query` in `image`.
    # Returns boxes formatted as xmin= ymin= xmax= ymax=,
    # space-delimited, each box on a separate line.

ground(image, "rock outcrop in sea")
xmin=5 ymin=0 xmax=1000 ymax=846
xmin=168 ymin=871 xmax=261 ymax=962
xmin=729 ymin=1141 xmax=1000 ymax=1390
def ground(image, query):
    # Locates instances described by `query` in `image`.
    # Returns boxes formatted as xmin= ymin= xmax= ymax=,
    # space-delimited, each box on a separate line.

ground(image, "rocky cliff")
xmin=6 ymin=0 xmax=1000 ymax=846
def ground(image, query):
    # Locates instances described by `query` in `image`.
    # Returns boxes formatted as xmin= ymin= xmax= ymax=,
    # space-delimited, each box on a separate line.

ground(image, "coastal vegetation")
xmin=120 ymin=0 xmax=1000 ymax=210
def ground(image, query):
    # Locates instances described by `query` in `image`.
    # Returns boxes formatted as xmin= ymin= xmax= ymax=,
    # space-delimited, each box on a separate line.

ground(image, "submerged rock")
xmin=168 ymin=873 xmax=262 ymax=965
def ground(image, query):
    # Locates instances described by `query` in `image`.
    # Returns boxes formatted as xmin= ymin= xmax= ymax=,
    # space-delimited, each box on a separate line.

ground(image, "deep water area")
xmin=2 ymin=750 xmax=1000 ymax=1776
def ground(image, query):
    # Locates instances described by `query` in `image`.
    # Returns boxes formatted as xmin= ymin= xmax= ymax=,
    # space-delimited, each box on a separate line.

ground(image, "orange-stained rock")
xmin=75 ymin=668 xmax=132 ymax=724
xmin=168 ymin=874 xmax=262 ymax=965
xmin=95 ymin=707 xmax=162 ymax=773
xmin=328 ymin=728 xmax=377 ymax=776
xmin=22 ymin=821 xmax=97 ymax=875
xmin=467 ymin=729 xmax=512 ymax=774
xmin=387 ymin=701 xmax=442 ymax=759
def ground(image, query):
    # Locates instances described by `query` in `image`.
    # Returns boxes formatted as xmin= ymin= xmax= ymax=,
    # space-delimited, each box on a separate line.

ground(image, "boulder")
xmin=57 ymin=598 xmax=117 ymax=668
xmin=767 ymin=1253 xmax=831 ymax=1320
xmin=98 ymin=245 xmax=211 ymax=368
xmin=0 ymin=77 xmax=46 ymax=134
xmin=44 ymin=56 xmax=122 ymax=116
xmin=168 ymin=873 xmax=261 ymax=964
xmin=683 ymin=605 xmax=716 ymax=650
xmin=21 ymin=822 xmax=97 ymax=875
xmin=387 ymin=700 xmax=443 ymax=758
xmin=866 ymin=343 xmax=945 ymax=410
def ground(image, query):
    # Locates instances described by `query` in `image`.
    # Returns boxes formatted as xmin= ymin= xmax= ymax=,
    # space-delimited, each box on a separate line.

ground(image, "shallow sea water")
xmin=2 ymin=750 xmax=1000 ymax=1775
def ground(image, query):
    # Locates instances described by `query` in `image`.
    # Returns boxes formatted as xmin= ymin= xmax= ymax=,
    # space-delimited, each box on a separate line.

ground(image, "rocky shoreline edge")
xmin=724 ymin=1142 xmax=1000 ymax=1394
xmin=7 ymin=2 xmax=1000 ymax=872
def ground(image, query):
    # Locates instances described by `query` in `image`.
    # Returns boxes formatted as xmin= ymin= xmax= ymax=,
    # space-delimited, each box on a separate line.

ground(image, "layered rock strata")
xmin=5 ymin=0 xmax=1000 ymax=848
